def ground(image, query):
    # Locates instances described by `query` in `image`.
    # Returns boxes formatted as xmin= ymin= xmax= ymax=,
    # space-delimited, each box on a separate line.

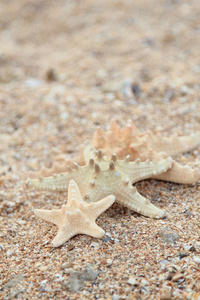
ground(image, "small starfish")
xmin=27 ymin=151 xmax=173 ymax=219
xmin=34 ymin=180 xmax=115 ymax=247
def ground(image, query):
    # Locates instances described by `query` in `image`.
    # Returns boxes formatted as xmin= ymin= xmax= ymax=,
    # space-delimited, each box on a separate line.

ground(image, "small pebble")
xmin=102 ymin=236 xmax=112 ymax=242
xmin=39 ymin=265 xmax=49 ymax=272
xmin=24 ymin=78 xmax=44 ymax=88
xmin=178 ymin=251 xmax=189 ymax=259
xmin=67 ymin=245 xmax=75 ymax=251
xmin=61 ymin=262 xmax=73 ymax=269
xmin=193 ymin=256 xmax=200 ymax=264
xmin=160 ymin=227 xmax=179 ymax=244
xmin=16 ymin=219 xmax=26 ymax=225
xmin=141 ymin=279 xmax=149 ymax=285
xmin=90 ymin=242 xmax=99 ymax=248
xmin=106 ymin=259 xmax=113 ymax=266
xmin=172 ymin=273 xmax=184 ymax=282
xmin=188 ymin=245 xmax=196 ymax=252
xmin=128 ymin=277 xmax=138 ymax=285
xmin=3 ymin=274 xmax=24 ymax=290
xmin=35 ymin=262 xmax=42 ymax=268
xmin=160 ymin=288 xmax=172 ymax=300
xmin=6 ymin=249 xmax=14 ymax=256
xmin=112 ymin=295 xmax=119 ymax=300
xmin=54 ymin=274 xmax=64 ymax=281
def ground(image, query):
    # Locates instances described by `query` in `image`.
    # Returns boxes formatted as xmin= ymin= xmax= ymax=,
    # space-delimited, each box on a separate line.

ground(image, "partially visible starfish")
xmin=92 ymin=120 xmax=200 ymax=184
xmin=34 ymin=180 xmax=115 ymax=247
xmin=27 ymin=151 xmax=173 ymax=219
xmin=93 ymin=119 xmax=200 ymax=158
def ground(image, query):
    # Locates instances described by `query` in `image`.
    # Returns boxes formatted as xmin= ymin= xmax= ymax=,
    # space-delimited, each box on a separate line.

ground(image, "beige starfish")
xmin=93 ymin=119 xmax=200 ymax=158
xmin=28 ymin=119 xmax=200 ymax=184
xmin=27 ymin=150 xmax=173 ymax=219
xmin=92 ymin=119 xmax=200 ymax=184
xmin=34 ymin=180 xmax=115 ymax=247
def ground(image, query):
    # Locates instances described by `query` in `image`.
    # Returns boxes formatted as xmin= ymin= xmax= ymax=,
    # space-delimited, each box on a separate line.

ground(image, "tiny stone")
xmin=100 ymin=259 xmax=107 ymax=265
xmin=112 ymin=295 xmax=120 ymax=300
xmin=35 ymin=262 xmax=42 ymax=268
xmin=54 ymin=274 xmax=64 ymax=281
xmin=141 ymin=279 xmax=149 ymax=285
xmin=160 ymin=260 xmax=169 ymax=266
xmin=46 ymin=68 xmax=57 ymax=81
xmin=183 ymin=245 xmax=192 ymax=251
xmin=90 ymin=242 xmax=99 ymax=248
xmin=193 ymin=256 xmax=200 ymax=264
xmin=80 ymin=266 xmax=98 ymax=281
xmin=128 ymin=277 xmax=138 ymax=285
xmin=172 ymin=273 xmax=184 ymax=282
xmin=6 ymin=249 xmax=14 ymax=256
xmin=131 ymin=83 xmax=141 ymax=97
xmin=159 ymin=227 xmax=179 ymax=244
xmin=183 ymin=210 xmax=193 ymax=216
xmin=178 ymin=251 xmax=189 ymax=259
xmin=3 ymin=274 xmax=24 ymax=290
xmin=166 ymin=273 xmax=173 ymax=280
xmin=40 ymin=280 xmax=47 ymax=285
xmin=64 ymin=276 xmax=83 ymax=292
xmin=16 ymin=219 xmax=26 ymax=225
xmin=61 ymin=262 xmax=73 ymax=269
xmin=189 ymin=245 xmax=196 ymax=252
xmin=99 ymin=282 xmax=105 ymax=290
xmin=63 ymin=266 xmax=98 ymax=292
xmin=39 ymin=265 xmax=49 ymax=272
xmin=110 ymin=289 xmax=114 ymax=295
xmin=67 ymin=245 xmax=75 ymax=251
xmin=160 ymin=288 xmax=172 ymax=300
xmin=24 ymin=78 xmax=44 ymax=88
xmin=159 ymin=274 xmax=166 ymax=281
xmin=102 ymin=236 xmax=112 ymax=242
xmin=106 ymin=259 xmax=113 ymax=266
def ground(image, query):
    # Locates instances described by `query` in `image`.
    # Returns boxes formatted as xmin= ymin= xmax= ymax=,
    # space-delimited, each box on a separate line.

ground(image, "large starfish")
xmin=28 ymin=119 xmax=200 ymax=184
xmin=27 ymin=149 xmax=173 ymax=219
xmin=34 ymin=180 xmax=115 ymax=247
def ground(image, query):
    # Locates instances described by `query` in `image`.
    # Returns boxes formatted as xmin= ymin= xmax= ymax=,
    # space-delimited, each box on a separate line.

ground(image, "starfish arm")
xmin=92 ymin=127 xmax=106 ymax=149
xmin=81 ymin=221 xmax=105 ymax=238
xmin=86 ymin=195 xmax=115 ymax=219
xmin=52 ymin=220 xmax=105 ymax=247
xmin=34 ymin=208 xmax=63 ymax=226
xmin=52 ymin=226 xmax=77 ymax=247
xmin=147 ymin=132 xmax=200 ymax=156
xmin=83 ymin=144 xmax=97 ymax=164
xmin=67 ymin=180 xmax=83 ymax=206
xmin=27 ymin=152 xmax=85 ymax=180
xmin=116 ymin=187 xmax=165 ymax=219
xmin=119 ymin=157 xmax=173 ymax=184
xmin=26 ymin=165 xmax=94 ymax=192
xmin=84 ymin=173 xmax=165 ymax=219
xmin=26 ymin=173 xmax=69 ymax=191
xmin=152 ymin=161 xmax=200 ymax=184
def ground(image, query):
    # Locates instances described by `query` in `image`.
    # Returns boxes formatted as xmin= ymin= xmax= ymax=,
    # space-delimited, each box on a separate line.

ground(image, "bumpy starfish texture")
xmin=92 ymin=119 xmax=200 ymax=184
xmin=93 ymin=119 xmax=200 ymax=158
xmin=28 ymin=119 xmax=200 ymax=184
xmin=27 ymin=149 xmax=173 ymax=219
xmin=34 ymin=180 xmax=115 ymax=247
